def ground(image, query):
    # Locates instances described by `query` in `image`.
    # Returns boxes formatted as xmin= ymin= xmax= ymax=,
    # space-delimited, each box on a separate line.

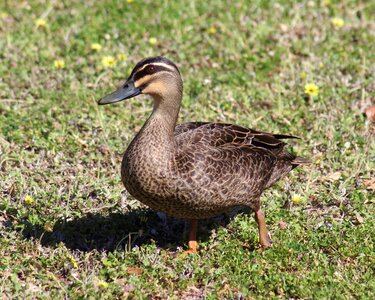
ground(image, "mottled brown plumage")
xmin=98 ymin=56 xmax=310 ymax=251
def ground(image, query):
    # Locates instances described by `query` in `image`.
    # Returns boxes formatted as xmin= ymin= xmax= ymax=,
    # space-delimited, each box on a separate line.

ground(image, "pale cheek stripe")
xmin=134 ymin=75 xmax=151 ymax=88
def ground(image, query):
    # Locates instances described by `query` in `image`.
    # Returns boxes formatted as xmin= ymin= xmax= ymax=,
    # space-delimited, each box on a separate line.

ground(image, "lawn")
xmin=0 ymin=0 xmax=374 ymax=299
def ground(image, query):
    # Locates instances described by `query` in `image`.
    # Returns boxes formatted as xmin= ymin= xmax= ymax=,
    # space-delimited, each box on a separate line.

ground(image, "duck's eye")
xmin=145 ymin=65 xmax=156 ymax=74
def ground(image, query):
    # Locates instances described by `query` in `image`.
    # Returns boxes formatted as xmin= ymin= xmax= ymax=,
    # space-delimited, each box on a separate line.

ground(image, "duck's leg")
xmin=187 ymin=219 xmax=198 ymax=253
xmin=255 ymin=209 xmax=272 ymax=248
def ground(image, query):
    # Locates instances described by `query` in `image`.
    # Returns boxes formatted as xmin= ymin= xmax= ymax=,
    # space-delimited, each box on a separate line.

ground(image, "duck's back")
xmin=174 ymin=122 xmax=304 ymax=187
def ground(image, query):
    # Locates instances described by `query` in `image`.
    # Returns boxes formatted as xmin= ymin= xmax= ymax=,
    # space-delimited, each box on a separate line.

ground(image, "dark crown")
xmin=130 ymin=56 xmax=179 ymax=79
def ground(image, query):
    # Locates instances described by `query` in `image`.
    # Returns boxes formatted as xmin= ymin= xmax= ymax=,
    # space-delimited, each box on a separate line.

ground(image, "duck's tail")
xmin=291 ymin=156 xmax=312 ymax=168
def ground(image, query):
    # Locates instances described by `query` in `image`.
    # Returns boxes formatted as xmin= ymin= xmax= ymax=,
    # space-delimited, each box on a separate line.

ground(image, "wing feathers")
xmin=175 ymin=122 xmax=299 ymax=152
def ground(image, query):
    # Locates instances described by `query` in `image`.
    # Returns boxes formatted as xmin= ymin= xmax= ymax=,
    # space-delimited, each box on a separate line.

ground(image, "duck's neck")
xmin=154 ymin=94 xmax=181 ymax=130
xmin=136 ymin=91 xmax=182 ymax=148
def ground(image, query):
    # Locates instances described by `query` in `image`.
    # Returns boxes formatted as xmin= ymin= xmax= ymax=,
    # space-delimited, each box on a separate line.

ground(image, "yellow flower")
xmin=54 ymin=59 xmax=65 ymax=69
xmin=67 ymin=254 xmax=78 ymax=268
xmin=91 ymin=43 xmax=102 ymax=52
xmin=97 ymin=280 xmax=109 ymax=290
xmin=323 ymin=0 xmax=331 ymax=6
xmin=1 ymin=12 xmax=9 ymax=19
xmin=207 ymin=27 xmax=217 ymax=35
xmin=304 ymin=83 xmax=319 ymax=97
xmin=101 ymin=56 xmax=116 ymax=68
xmin=117 ymin=53 xmax=127 ymax=61
xmin=292 ymin=194 xmax=302 ymax=205
xmin=24 ymin=195 xmax=34 ymax=205
xmin=127 ymin=0 xmax=134 ymax=3
xmin=331 ymin=18 xmax=344 ymax=28
xmin=148 ymin=37 xmax=158 ymax=46
xmin=35 ymin=18 xmax=47 ymax=28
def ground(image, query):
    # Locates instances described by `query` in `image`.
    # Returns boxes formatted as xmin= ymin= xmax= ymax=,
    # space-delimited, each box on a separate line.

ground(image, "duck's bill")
xmin=98 ymin=81 xmax=141 ymax=105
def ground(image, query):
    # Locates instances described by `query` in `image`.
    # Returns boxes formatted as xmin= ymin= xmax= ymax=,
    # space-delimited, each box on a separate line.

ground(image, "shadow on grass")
xmin=20 ymin=207 xmax=251 ymax=252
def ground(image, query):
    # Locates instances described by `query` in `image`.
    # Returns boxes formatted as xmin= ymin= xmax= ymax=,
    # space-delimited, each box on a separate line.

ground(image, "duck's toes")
xmin=182 ymin=249 xmax=197 ymax=255
xmin=260 ymin=232 xmax=273 ymax=248
xmin=179 ymin=243 xmax=198 ymax=256
xmin=186 ymin=240 xmax=198 ymax=253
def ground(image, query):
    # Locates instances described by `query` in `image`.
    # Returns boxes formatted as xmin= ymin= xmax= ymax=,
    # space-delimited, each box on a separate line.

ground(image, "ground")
xmin=0 ymin=0 xmax=374 ymax=299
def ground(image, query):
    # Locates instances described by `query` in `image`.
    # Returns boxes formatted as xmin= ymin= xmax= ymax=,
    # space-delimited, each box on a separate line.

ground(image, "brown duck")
xmin=98 ymin=56 xmax=309 ymax=252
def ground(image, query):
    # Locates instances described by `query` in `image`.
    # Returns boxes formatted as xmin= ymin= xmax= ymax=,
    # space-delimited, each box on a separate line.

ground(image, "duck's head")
xmin=98 ymin=56 xmax=182 ymax=105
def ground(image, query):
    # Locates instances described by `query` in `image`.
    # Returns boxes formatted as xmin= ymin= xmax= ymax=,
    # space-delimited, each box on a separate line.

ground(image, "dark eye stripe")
xmin=133 ymin=65 xmax=174 ymax=81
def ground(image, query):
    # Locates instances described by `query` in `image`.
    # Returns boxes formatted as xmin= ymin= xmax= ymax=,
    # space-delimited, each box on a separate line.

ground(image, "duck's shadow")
xmin=22 ymin=207 xmax=250 ymax=252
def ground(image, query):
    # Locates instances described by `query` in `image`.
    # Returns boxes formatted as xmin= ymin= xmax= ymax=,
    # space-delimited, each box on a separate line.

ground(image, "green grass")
xmin=1 ymin=0 xmax=374 ymax=298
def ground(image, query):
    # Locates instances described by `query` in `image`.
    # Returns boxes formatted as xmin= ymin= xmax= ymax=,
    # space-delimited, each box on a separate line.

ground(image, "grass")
xmin=0 ymin=0 xmax=374 ymax=298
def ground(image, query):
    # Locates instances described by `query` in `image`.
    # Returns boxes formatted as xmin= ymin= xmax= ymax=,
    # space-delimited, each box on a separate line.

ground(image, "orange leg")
xmin=187 ymin=219 xmax=198 ymax=253
xmin=255 ymin=209 xmax=272 ymax=248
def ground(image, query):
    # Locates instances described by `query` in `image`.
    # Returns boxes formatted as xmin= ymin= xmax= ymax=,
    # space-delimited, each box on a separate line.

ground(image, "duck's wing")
xmin=175 ymin=122 xmax=309 ymax=190
xmin=175 ymin=122 xmax=299 ymax=156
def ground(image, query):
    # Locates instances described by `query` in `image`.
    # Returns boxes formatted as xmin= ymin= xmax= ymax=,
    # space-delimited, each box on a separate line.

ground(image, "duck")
xmin=98 ymin=56 xmax=310 ymax=253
